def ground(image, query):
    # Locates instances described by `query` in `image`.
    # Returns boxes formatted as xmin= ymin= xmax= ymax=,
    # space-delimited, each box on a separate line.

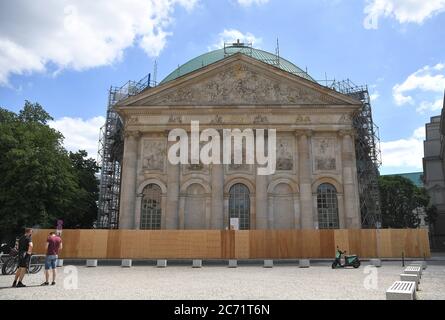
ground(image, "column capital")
xmin=338 ymin=129 xmax=356 ymax=138
xmin=124 ymin=116 xmax=139 ymax=128
xmin=124 ymin=130 xmax=141 ymax=139
xmin=294 ymin=129 xmax=313 ymax=137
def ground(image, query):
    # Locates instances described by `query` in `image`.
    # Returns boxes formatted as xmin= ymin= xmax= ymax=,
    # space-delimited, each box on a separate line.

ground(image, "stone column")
xmin=256 ymin=169 xmax=268 ymax=229
xmin=119 ymin=131 xmax=140 ymax=229
xmin=267 ymin=194 xmax=274 ymax=229
xmin=205 ymin=196 xmax=211 ymax=228
xmin=166 ymin=139 xmax=180 ymax=229
xmin=294 ymin=132 xmax=301 ymax=229
xmin=161 ymin=194 xmax=167 ymax=229
xmin=296 ymin=130 xmax=314 ymax=229
xmin=337 ymin=193 xmax=346 ymax=229
xmin=211 ymin=164 xmax=224 ymax=229
xmin=134 ymin=193 xmax=143 ymax=229
xmin=250 ymin=194 xmax=256 ymax=229
xmin=178 ymin=194 xmax=186 ymax=229
xmin=340 ymin=130 xmax=361 ymax=228
xmin=293 ymin=195 xmax=301 ymax=229
xmin=223 ymin=194 xmax=229 ymax=230
xmin=312 ymin=194 xmax=319 ymax=229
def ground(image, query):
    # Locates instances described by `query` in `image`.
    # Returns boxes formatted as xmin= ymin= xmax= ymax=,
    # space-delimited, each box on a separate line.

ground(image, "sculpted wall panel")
xmin=276 ymin=137 xmax=294 ymax=171
xmin=312 ymin=137 xmax=337 ymax=172
xmin=141 ymin=139 xmax=167 ymax=173
xmin=182 ymin=141 xmax=210 ymax=175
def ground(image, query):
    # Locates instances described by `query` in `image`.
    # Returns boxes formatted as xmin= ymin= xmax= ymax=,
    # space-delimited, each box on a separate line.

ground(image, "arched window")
xmin=317 ymin=183 xmax=339 ymax=229
xmin=140 ymin=184 xmax=162 ymax=230
xmin=229 ymin=183 xmax=250 ymax=230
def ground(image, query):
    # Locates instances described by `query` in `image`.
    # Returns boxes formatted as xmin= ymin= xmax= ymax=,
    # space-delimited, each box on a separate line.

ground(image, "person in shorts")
xmin=41 ymin=231 xmax=62 ymax=286
xmin=12 ymin=228 xmax=33 ymax=288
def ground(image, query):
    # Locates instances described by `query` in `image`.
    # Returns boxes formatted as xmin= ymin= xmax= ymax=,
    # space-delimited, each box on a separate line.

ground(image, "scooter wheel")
xmin=353 ymin=261 xmax=360 ymax=268
xmin=331 ymin=262 xmax=337 ymax=269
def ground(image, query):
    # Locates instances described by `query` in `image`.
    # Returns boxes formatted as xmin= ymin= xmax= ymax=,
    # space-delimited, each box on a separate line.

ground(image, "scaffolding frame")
xmin=328 ymin=79 xmax=382 ymax=228
xmin=96 ymin=74 xmax=155 ymax=229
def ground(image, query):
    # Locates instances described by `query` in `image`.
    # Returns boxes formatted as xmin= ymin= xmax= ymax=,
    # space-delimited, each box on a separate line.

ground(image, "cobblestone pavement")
xmin=1 ymin=262 xmax=444 ymax=300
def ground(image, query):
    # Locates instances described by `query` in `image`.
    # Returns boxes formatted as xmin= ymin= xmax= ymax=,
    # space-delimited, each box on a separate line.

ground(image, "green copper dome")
xmin=160 ymin=45 xmax=316 ymax=84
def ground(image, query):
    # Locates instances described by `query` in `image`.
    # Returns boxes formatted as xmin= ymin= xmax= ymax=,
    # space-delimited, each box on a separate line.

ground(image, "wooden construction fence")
xmin=31 ymin=229 xmax=430 ymax=259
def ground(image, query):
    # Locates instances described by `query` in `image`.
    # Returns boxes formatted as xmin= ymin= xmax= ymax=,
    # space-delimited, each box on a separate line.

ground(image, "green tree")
xmin=379 ymin=175 xmax=435 ymax=228
xmin=62 ymin=150 xmax=100 ymax=228
xmin=414 ymin=187 xmax=438 ymax=226
xmin=0 ymin=101 xmax=99 ymax=242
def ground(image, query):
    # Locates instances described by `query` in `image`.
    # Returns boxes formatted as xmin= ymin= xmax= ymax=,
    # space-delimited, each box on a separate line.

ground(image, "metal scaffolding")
xmin=96 ymin=74 xmax=155 ymax=229
xmin=328 ymin=79 xmax=382 ymax=228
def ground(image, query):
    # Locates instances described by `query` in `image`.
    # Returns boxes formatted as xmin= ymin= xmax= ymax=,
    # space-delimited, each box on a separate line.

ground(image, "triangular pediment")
xmin=119 ymin=54 xmax=360 ymax=107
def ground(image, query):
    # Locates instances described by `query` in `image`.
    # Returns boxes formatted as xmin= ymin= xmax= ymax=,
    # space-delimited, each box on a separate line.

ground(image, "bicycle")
xmin=1 ymin=249 xmax=43 ymax=275
xmin=1 ymin=248 xmax=18 ymax=275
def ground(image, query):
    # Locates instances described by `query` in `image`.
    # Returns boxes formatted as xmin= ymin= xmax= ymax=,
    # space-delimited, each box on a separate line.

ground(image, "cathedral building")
xmin=114 ymin=44 xmax=362 ymax=230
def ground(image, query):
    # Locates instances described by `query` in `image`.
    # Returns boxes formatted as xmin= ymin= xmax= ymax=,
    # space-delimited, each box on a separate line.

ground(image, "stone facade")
xmin=423 ymin=99 xmax=445 ymax=249
xmin=115 ymin=53 xmax=362 ymax=230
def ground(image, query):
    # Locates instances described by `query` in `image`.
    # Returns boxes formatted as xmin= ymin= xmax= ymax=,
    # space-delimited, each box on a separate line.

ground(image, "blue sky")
xmin=1 ymin=0 xmax=444 ymax=174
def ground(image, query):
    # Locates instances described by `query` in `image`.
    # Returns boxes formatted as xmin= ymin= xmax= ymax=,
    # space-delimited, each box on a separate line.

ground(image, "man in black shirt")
xmin=12 ymin=228 xmax=33 ymax=288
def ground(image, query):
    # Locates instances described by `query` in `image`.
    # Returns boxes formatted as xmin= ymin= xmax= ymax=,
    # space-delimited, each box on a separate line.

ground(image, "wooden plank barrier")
xmin=30 ymin=228 xmax=431 ymax=259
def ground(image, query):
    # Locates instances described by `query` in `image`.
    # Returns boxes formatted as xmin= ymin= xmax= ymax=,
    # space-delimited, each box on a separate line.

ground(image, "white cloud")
xmin=393 ymin=64 xmax=445 ymax=101
xmin=434 ymin=63 xmax=445 ymax=71
xmin=0 ymin=0 xmax=198 ymax=85
xmin=209 ymin=29 xmax=262 ymax=51
xmin=237 ymin=0 xmax=269 ymax=6
xmin=370 ymin=91 xmax=380 ymax=102
xmin=392 ymin=63 xmax=445 ymax=113
xmin=412 ymin=126 xmax=426 ymax=140
xmin=416 ymin=99 xmax=443 ymax=114
xmin=364 ymin=0 xmax=445 ymax=29
xmin=393 ymin=90 xmax=414 ymax=105
xmin=380 ymin=126 xmax=424 ymax=169
xmin=49 ymin=116 xmax=105 ymax=160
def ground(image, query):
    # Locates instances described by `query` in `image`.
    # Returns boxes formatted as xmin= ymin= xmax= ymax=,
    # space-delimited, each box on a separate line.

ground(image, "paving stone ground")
xmin=1 ymin=262 xmax=444 ymax=300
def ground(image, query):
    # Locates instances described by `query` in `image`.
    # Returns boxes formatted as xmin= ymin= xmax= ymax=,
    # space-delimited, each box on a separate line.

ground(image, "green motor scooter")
xmin=332 ymin=246 xmax=361 ymax=269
